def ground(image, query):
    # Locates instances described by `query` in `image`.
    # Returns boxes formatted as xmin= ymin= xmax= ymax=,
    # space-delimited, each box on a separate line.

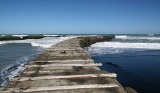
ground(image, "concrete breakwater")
xmin=0 ymin=37 xmax=137 ymax=93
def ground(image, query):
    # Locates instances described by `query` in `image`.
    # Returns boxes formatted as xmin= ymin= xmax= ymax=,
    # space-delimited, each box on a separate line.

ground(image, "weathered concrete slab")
xmin=2 ymin=84 xmax=119 ymax=93
xmin=26 ymin=63 xmax=102 ymax=68
xmin=11 ymin=73 xmax=117 ymax=81
xmin=33 ymin=59 xmax=94 ymax=62
xmin=0 ymin=37 xmax=132 ymax=93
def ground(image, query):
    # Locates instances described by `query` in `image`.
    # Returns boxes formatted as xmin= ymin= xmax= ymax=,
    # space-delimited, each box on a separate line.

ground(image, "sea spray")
xmin=91 ymin=42 xmax=160 ymax=50
xmin=1 ymin=55 xmax=34 ymax=87
xmin=88 ymin=47 xmax=123 ymax=56
xmin=115 ymin=35 xmax=160 ymax=40
xmin=0 ymin=36 xmax=73 ymax=88
xmin=0 ymin=37 xmax=72 ymax=48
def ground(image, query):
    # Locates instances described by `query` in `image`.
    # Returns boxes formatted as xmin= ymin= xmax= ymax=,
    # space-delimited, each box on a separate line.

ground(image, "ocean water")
xmin=0 ymin=43 xmax=44 ymax=87
xmin=88 ymin=34 xmax=160 ymax=93
xmin=1 ymin=34 xmax=160 ymax=93
xmin=0 ymin=36 xmax=72 ymax=88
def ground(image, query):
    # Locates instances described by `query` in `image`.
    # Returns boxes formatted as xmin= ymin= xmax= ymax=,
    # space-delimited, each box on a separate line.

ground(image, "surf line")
xmin=0 ymin=36 xmax=137 ymax=93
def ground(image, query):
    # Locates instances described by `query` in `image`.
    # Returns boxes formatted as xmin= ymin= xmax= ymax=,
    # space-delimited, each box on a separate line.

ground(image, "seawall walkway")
xmin=0 ymin=38 xmax=136 ymax=93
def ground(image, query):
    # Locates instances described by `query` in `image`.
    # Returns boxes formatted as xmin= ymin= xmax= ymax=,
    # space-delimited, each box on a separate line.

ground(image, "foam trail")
xmin=88 ymin=47 xmax=123 ymax=55
xmin=30 ymin=37 xmax=72 ymax=48
xmin=115 ymin=35 xmax=160 ymax=40
xmin=0 ymin=56 xmax=30 ymax=87
xmin=0 ymin=36 xmax=73 ymax=88
xmin=0 ymin=52 xmax=42 ymax=87
xmin=0 ymin=37 xmax=73 ymax=48
xmin=12 ymin=35 xmax=28 ymax=38
xmin=43 ymin=35 xmax=59 ymax=37
xmin=12 ymin=35 xmax=28 ymax=36
xmin=115 ymin=35 xmax=128 ymax=39
xmin=91 ymin=42 xmax=160 ymax=50
xmin=31 ymin=42 xmax=53 ymax=48
xmin=148 ymin=34 xmax=154 ymax=36
xmin=0 ymin=42 xmax=4 ymax=45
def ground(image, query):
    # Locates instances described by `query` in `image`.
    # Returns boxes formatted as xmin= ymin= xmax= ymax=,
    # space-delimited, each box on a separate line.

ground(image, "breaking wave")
xmin=115 ymin=35 xmax=160 ymax=40
xmin=0 ymin=37 xmax=73 ymax=48
xmin=0 ymin=42 xmax=4 ymax=45
xmin=43 ymin=35 xmax=59 ymax=37
xmin=30 ymin=37 xmax=70 ymax=48
xmin=12 ymin=35 xmax=28 ymax=38
xmin=0 ymin=36 xmax=73 ymax=88
xmin=91 ymin=42 xmax=160 ymax=50
xmin=0 ymin=55 xmax=38 ymax=87
xmin=88 ymin=47 xmax=123 ymax=55
xmin=115 ymin=35 xmax=128 ymax=39
xmin=31 ymin=42 xmax=53 ymax=48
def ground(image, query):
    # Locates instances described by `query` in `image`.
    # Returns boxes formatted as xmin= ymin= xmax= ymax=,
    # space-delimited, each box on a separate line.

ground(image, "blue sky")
xmin=0 ymin=0 xmax=160 ymax=34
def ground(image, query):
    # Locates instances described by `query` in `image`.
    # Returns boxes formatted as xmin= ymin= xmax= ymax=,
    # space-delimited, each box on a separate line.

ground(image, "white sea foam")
xmin=0 ymin=36 xmax=74 ymax=87
xmin=0 ymin=36 xmax=73 ymax=48
xmin=0 ymin=56 xmax=31 ymax=87
xmin=7 ymin=66 xmax=25 ymax=80
xmin=88 ymin=47 xmax=123 ymax=55
xmin=31 ymin=42 xmax=53 ymax=48
xmin=115 ymin=35 xmax=128 ymax=39
xmin=0 ymin=42 xmax=4 ymax=45
xmin=148 ymin=34 xmax=154 ymax=36
xmin=30 ymin=37 xmax=73 ymax=48
xmin=127 ymin=37 xmax=160 ymax=40
xmin=43 ymin=35 xmax=59 ymax=37
xmin=115 ymin=35 xmax=160 ymax=40
xmin=12 ymin=35 xmax=28 ymax=38
xmin=91 ymin=42 xmax=160 ymax=50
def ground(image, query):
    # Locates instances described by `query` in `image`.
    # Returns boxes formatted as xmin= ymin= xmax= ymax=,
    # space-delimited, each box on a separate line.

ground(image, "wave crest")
xmin=0 ymin=56 xmax=30 ymax=87
xmin=0 ymin=37 xmax=72 ymax=48
xmin=88 ymin=47 xmax=123 ymax=55
xmin=91 ymin=42 xmax=160 ymax=50
xmin=115 ymin=35 xmax=160 ymax=40
xmin=115 ymin=35 xmax=128 ymax=39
